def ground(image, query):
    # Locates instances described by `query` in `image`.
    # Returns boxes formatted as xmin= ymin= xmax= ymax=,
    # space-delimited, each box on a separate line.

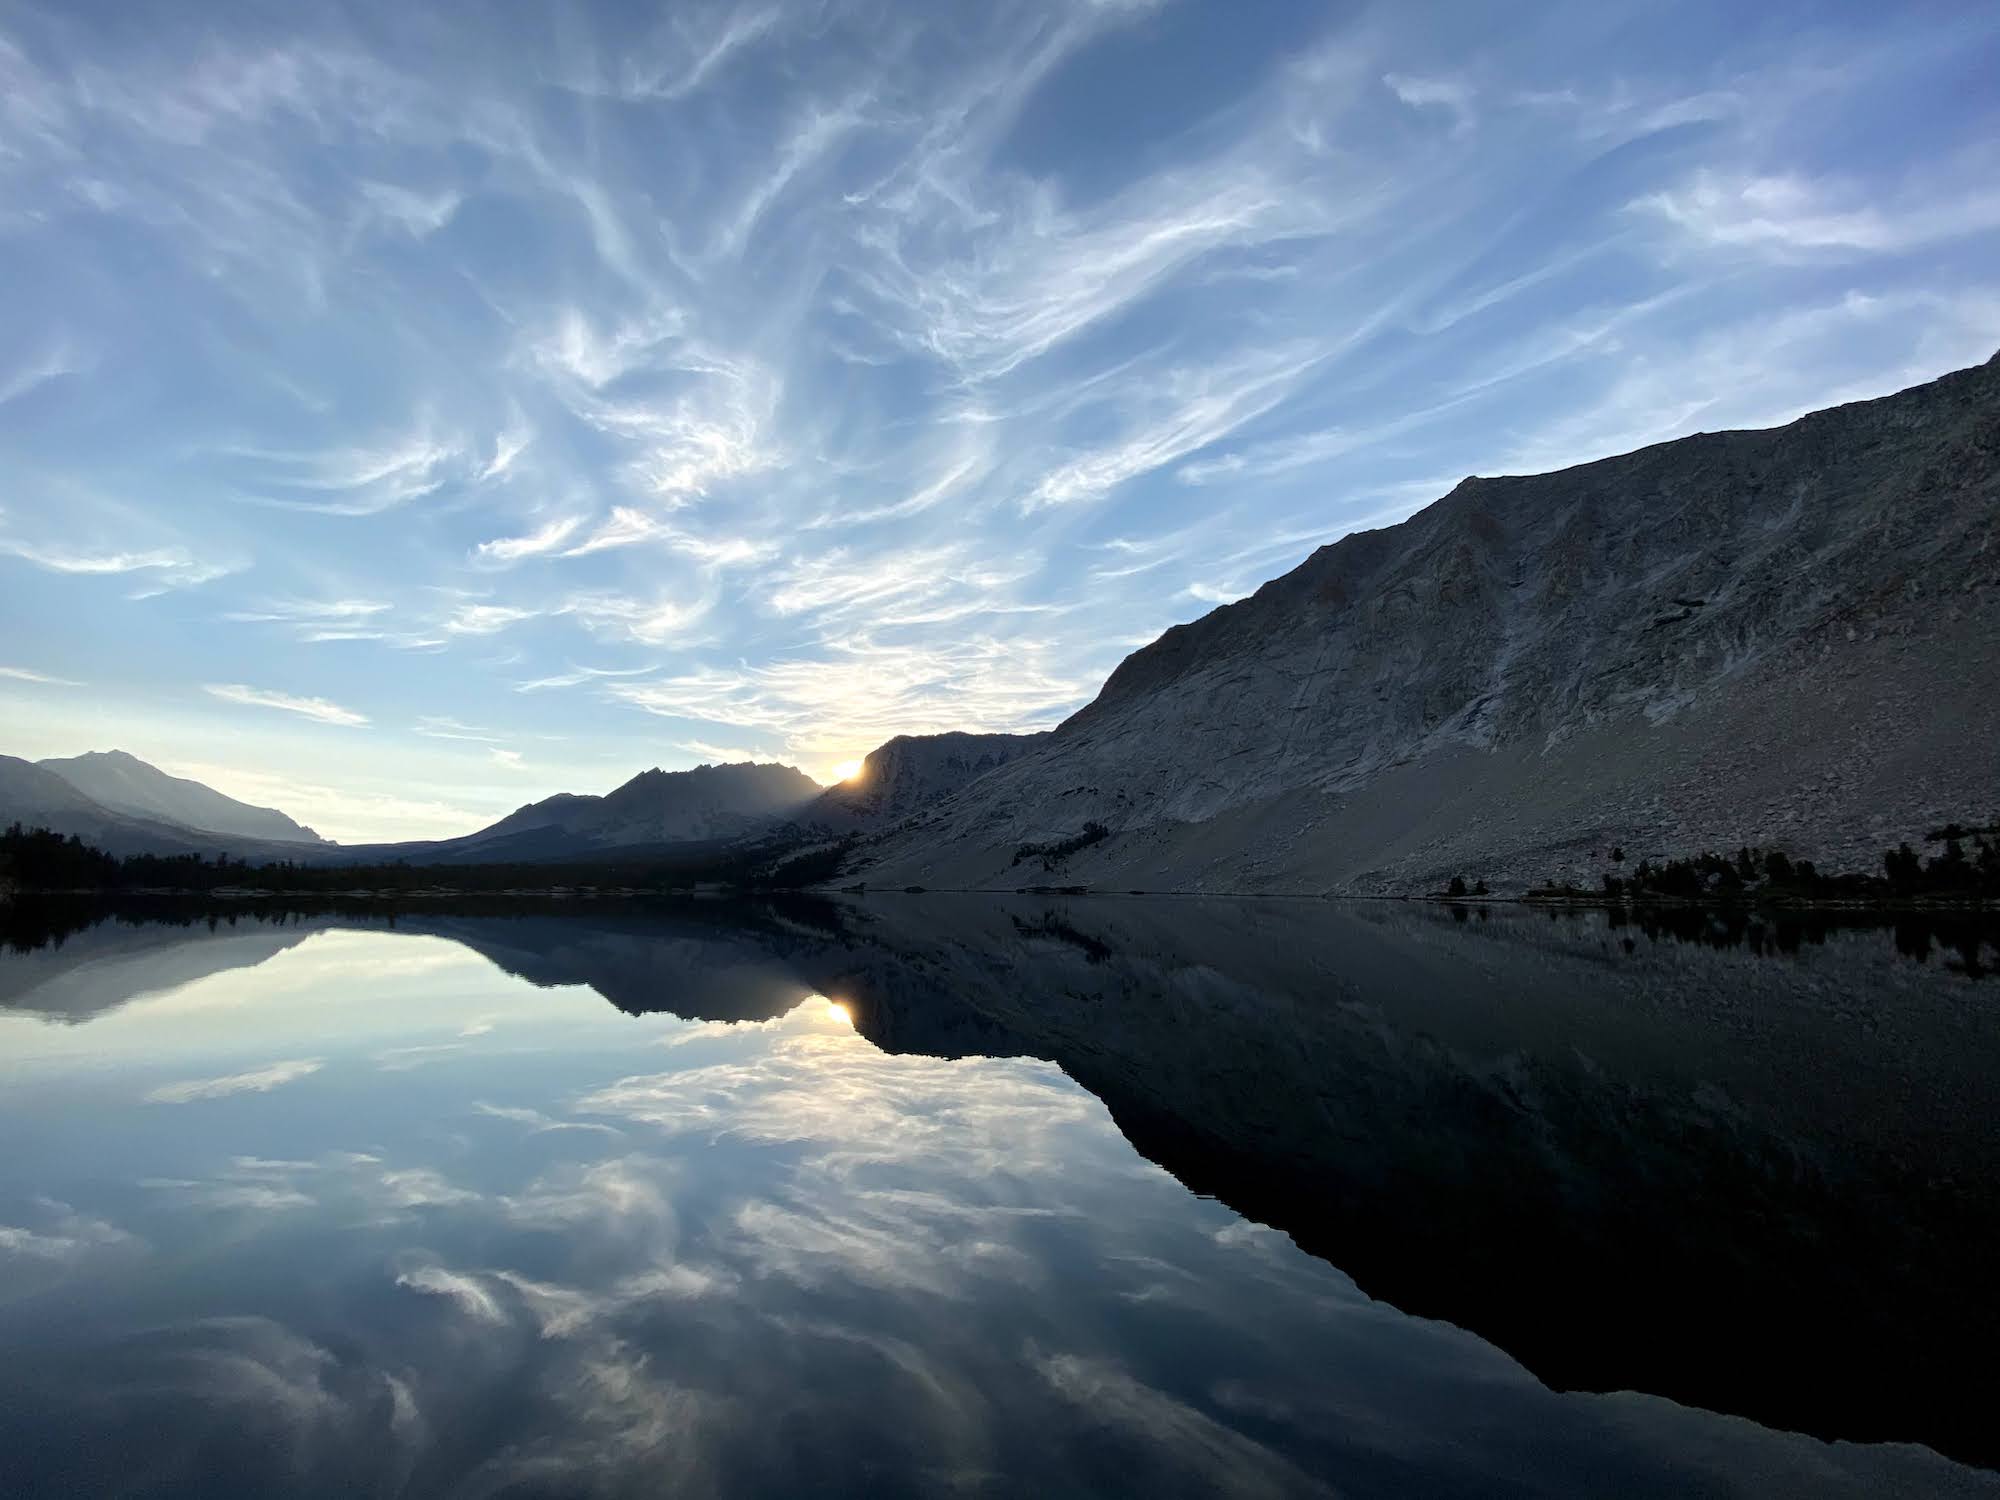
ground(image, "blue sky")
xmin=2 ymin=0 xmax=1996 ymax=841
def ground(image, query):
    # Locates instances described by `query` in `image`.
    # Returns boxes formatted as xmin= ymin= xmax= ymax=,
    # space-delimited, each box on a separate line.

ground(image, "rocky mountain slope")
xmin=39 ymin=750 xmax=325 ymax=845
xmin=844 ymin=352 xmax=2000 ymax=894
xmin=803 ymin=731 xmax=1047 ymax=832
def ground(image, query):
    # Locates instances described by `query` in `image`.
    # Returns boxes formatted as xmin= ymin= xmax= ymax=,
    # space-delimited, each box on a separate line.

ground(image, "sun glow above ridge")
xmin=829 ymin=759 xmax=864 ymax=783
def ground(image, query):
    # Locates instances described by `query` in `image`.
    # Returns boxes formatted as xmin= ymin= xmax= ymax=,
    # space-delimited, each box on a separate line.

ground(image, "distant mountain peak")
xmin=445 ymin=758 xmax=824 ymax=859
xmin=33 ymin=750 xmax=327 ymax=847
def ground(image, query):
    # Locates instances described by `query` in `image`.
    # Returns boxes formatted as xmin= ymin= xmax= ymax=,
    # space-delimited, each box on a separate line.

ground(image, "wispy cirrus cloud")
xmin=0 ymin=536 xmax=234 ymax=587
xmin=0 ymin=665 xmax=83 ymax=686
xmin=473 ymin=516 xmax=584 ymax=564
xmin=2 ymin=0 xmax=1994 ymax=830
xmin=224 ymin=428 xmax=465 ymax=516
xmin=146 ymin=1058 xmax=324 ymax=1104
xmin=442 ymin=602 xmax=539 ymax=636
xmin=1383 ymin=71 xmax=1476 ymax=135
xmin=513 ymin=662 xmax=662 ymax=693
xmin=1633 ymin=168 xmax=2000 ymax=259
xmin=222 ymin=597 xmax=447 ymax=650
xmin=204 ymin=684 xmax=369 ymax=727
xmin=396 ymin=1263 xmax=508 ymax=1323
xmin=559 ymin=592 xmax=714 ymax=646
xmin=0 ymin=340 xmax=90 ymax=406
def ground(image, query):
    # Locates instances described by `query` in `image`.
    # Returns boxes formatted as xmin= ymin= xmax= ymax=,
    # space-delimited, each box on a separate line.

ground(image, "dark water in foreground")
xmin=1 ymin=896 xmax=1995 ymax=1499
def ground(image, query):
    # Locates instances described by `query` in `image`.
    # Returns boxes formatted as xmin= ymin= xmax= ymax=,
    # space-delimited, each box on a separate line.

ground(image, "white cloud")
xmin=0 ymin=341 xmax=89 ymax=406
xmin=0 ymin=537 xmax=234 ymax=587
xmin=513 ymin=661 xmax=662 ymax=693
xmin=618 ymin=4 xmax=785 ymax=101
xmin=0 ymin=665 xmax=83 ymax=686
xmin=223 ymin=598 xmax=409 ymax=644
xmin=147 ymin=1058 xmax=323 ymax=1104
xmin=474 ymin=1102 xmax=623 ymax=1137
xmin=564 ymin=506 xmax=668 ymax=556
xmin=0 ymin=1204 xmax=141 ymax=1261
xmin=230 ymin=428 xmax=464 ymax=515
xmin=226 ymin=597 xmax=391 ymax=623
xmin=713 ymin=96 xmax=868 ymax=258
xmin=379 ymin=1167 xmax=482 ymax=1208
xmin=765 ymin=545 xmax=967 ymax=620
xmin=204 ymin=684 xmax=369 ymax=727
xmin=1024 ymin=344 xmax=1324 ymax=510
xmin=561 ymin=506 xmax=773 ymax=567
xmin=223 ymin=600 xmax=398 ymax=648
xmin=396 ymin=1264 xmax=508 ymax=1322
xmin=529 ymin=307 xmax=682 ymax=390
xmin=474 ymin=516 xmax=583 ymax=564
xmin=560 ymin=592 xmax=713 ymax=646
xmin=443 ymin=603 xmax=538 ymax=635
xmin=1383 ymin=72 xmax=1476 ymax=134
xmin=479 ymin=421 xmax=535 ymax=482
xmin=1635 ymin=168 xmax=2000 ymax=258
xmin=413 ymin=715 xmax=501 ymax=743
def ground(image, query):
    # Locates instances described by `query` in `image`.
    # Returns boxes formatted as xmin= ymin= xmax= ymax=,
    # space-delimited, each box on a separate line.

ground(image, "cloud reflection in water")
xmin=0 ymin=921 xmax=1992 ymax=1498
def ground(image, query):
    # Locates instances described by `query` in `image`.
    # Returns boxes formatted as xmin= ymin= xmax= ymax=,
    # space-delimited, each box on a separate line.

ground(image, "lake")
xmin=2 ymin=895 xmax=1996 ymax=1498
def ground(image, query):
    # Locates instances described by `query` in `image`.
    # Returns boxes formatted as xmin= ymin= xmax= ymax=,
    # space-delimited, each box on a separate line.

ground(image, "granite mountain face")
xmin=841 ymin=353 xmax=2000 ymax=894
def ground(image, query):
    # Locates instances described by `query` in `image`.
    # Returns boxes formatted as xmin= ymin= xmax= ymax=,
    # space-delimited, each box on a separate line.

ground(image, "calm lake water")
xmin=2 ymin=896 xmax=1996 ymax=1498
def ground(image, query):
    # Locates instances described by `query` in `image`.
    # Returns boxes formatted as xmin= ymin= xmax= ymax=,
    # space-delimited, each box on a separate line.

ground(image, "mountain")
xmin=4 ymin=754 xmax=827 ymax=870
xmin=464 ymin=761 xmax=821 ymax=851
xmin=0 ymin=754 xmax=234 ymax=858
xmin=843 ymin=352 xmax=2000 ymax=894
xmin=325 ymin=761 xmax=827 ymax=865
xmin=38 ymin=750 xmax=325 ymax=845
xmin=804 ymin=731 xmax=1048 ymax=832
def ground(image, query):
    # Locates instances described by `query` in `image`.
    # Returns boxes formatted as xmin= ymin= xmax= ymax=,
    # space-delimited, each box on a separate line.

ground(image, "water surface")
xmin=1 ymin=896 xmax=1995 ymax=1498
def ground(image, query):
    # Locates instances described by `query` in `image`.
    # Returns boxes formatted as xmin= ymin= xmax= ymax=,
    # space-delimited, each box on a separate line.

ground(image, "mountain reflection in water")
xmin=1 ymin=895 xmax=1995 ymax=1499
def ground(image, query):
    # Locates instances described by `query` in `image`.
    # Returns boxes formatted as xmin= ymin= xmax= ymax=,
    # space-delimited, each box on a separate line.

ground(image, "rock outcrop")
xmin=844 ymin=353 xmax=2000 ymax=894
xmin=803 ymin=731 xmax=1047 ymax=833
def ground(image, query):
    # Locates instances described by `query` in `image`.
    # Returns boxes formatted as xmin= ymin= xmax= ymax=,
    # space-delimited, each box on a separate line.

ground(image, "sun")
xmin=829 ymin=759 xmax=864 ymax=783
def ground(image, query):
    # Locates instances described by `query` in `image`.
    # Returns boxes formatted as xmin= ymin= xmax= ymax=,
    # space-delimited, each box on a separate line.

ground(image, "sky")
xmin=1 ymin=0 xmax=1997 ymax=842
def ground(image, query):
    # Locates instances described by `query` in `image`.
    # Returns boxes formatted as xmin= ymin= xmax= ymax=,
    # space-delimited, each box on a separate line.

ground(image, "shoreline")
xmin=4 ymin=883 xmax=1997 ymax=915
